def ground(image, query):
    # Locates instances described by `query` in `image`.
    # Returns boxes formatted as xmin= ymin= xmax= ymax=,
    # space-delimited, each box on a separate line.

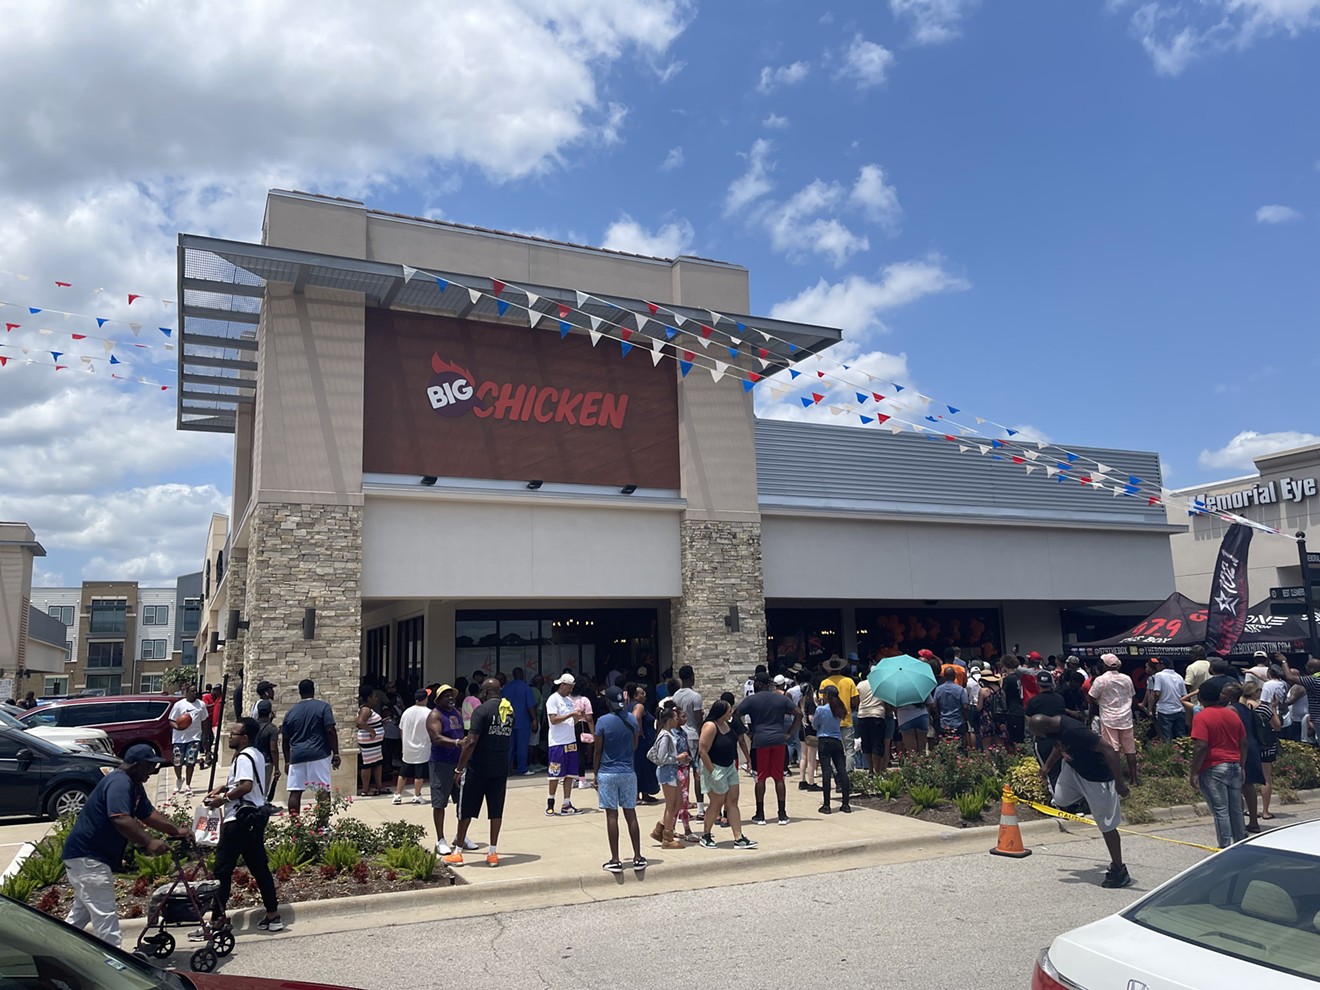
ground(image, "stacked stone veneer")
xmin=241 ymin=502 xmax=362 ymax=733
xmin=671 ymin=519 xmax=766 ymax=697
xmin=221 ymin=554 xmax=247 ymax=680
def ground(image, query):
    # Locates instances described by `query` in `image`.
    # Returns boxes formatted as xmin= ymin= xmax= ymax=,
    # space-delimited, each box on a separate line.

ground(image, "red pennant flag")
xmin=1147 ymin=496 xmax=1160 ymax=506
xmin=944 ymin=434 xmax=956 ymax=442
xmin=54 ymin=280 xmax=71 ymax=287
xmin=875 ymin=414 xmax=891 ymax=424
xmin=816 ymin=370 xmax=826 ymax=378
xmin=127 ymin=293 xmax=141 ymax=305
xmin=55 ymin=365 xmax=67 ymax=371
xmin=872 ymin=393 xmax=884 ymax=402
xmin=647 ymin=302 xmax=659 ymax=315
xmin=71 ymin=333 xmax=86 ymax=340
xmin=700 ymin=325 xmax=713 ymax=339
xmin=1079 ymin=476 xmax=1092 ymax=485
xmin=749 ymin=372 xmax=762 ymax=383
xmin=758 ymin=347 xmax=769 ymax=359
xmin=811 ymin=392 xmax=824 ymax=404
xmin=491 ymin=279 xmax=505 ymax=296
xmin=557 ymin=304 xmax=570 ymax=318
xmin=0 ymin=356 xmax=6 ymax=366
xmin=621 ymin=327 xmax=634 ymax=341
xmin=1011 ymin=456 xmax=1025 ymax=464
xmin=4 ymin=323 xmax=17 ymax=332
xmin=160 ymin=385 xmax=169 ymax=391
xmin=682 ymin=350 xmax=694 ymax=361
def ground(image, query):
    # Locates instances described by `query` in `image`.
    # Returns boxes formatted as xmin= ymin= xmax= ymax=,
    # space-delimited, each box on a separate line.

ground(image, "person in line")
xmin=670 ymin=666 xmax=705 ymax=817
xmin=673 ymin=705 xmax=699 ymax=842
xmin=735 ymin=672 xmax=801 ymax=826
xmin=1144 ymin=658 xmax=1187 ymax=741
xmin=169 ymin=682 xmax=209 ymax=796
xmin=1088 ymin=654 xmax=1139 ymax=785
xmin=462 ymin=680 xmax=482 ymax=730
xmin=199 ymin=686 xmax=216 ymax=769
xmin=797 ymin=669 xmax=821 ymax=791
xmin=648 ymin=703 xmax=687 ymax=850
xmin=198 ymin=718 xmax=282 ymax=936
xmin=281 ymin=678 xmax=341 ymax=818
xmin=696 ymin=701 xmax=757 ymax=850
xmin=820 ymin=655 xmax=859 ymax=762
xmin=855 ymin=673 xmax=888 ymax=773
xmin=501 ymin=667 xmax=539 ymax=776
xmin=1229 ymin=680 xmax=1266 ymax=834
xmin=572 ymin=676 xmax=596 ymax=785
xmin=1025 ymin=670 xmax=1067 ymax=784
xmin=628 ymin=682 xmax=661 ymax=805
xmin=19 ymin=690 xmax=38 ymax=710
xmin=932 ymin=666 xmax=971 ymax=746
xmin=1244 ymin=677 xmax=1282 ymax=821
xmin=427 ymin=685 xmax=474 ymax=856
xmin=393 ymin=689 xmax=431 ymax=805
xmin=895 ymin=684 xmax=935 ymax=760
xmin=594 ymin=686 xmax=647 ymax=873
xmin=248 ymin=680 xmax=276 ymax=719
xmin=999 ymin=655 xmax=1027 ymax=751
xmin=1189 ymin=677 xmax=1247 ymax=849
xmin=812 ymin=685 xmax=852 ymax=814
xmin=443 ymin=678 xmax=514 ymax=868
xmin=254 ymin=699 xmax=281 ymax=800
xmin=1029 ymin=713 xmax=1133 ymax=889
xmin=545 ymin=673 xmax=583 ymax=816
xmin=355 ymin=687 xmax=386 ymax=797
xmin=61 ymin=745 xmax=192 ymax=947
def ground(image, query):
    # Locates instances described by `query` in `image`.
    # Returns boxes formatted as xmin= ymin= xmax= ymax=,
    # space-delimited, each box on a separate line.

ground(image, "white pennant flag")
xmin=1096 ymin=462 xmax=1111 ymax=475
xmin=864 ymin=373 xmax=876 ymax=382
xmin=589 ymin=330 xmax=602 ymax=347
xmin=959 ymin=426 xmax=975 ymax=436
xmin=467 ymin=288 xmax=482 ymax=306
xmin=1025 ymin=465 xmax=1036 ymax=475
xmin=1046 ymin=466 xmax=1058 ymax=477
xmin=526 ymin=310 xmax=540 ymax=329
xmin=525 ymin=291 xmax=539 ymax=309
xmin=729 ymin=337 xmax=742 ymax=347
xmin=673 ymin=314 xmax=686 ymax=327
xmin=711 ymin=361 xmax=728 ymax=383
xmin=650 ymin=338 xmax=665 ymax=365
xmin=1093 ymin=473 xmax=1108 ymax=484
xmin=912 ymin=424 xmax=926 ymax=433
xmin=829 ymin=405 xmax=845 ymax=416
xmin=1025 ymin=450 xmax=1039 ymax=461
xmin=38 ymin=328 xmax=52 ymax=336
xmin=756 ymin=357 xmax=770 ymax=370
xmin=102 ymin=340 xmax=114 ymax=353
xmin=636 ymin=316 xmax=650 ymax=334
xmin=589 ymin=315 xmax=603 ymax=332
xmin=576 ymin=290 xmax=590 ymax=307
xmin=1036 ymin=440 xmax=1048 ymax=449
xmin=401 ymin=264 xmax=418 ymax=283
xmin=769 ymin=385 xmax=787 ymax=400
xmin=164 ymin=343 xmax=174 ymax=351
xmin=758 ymin=329 xmax=772 ymax=342
xmin=695 ymin=335 xmax=710 ymax=349
xmin=975 ymin=416 xmax=986 ymax=425
xmin=162 ymin=299 xmax=174 ymax=308
xmin=959 ymin=445 xmax=970 ymax=453
xmin=80 ymin=354 xmax=92 ymax=363
xmin=888 ymin=425 xmax=903 ymax=434
xmin=977 ymin=444 xmax=990 ymax=455
xmin=1112 ymin=486 xmax=1123 ymax=498
xmin=708 ymin=310 xmax=723 ymax=324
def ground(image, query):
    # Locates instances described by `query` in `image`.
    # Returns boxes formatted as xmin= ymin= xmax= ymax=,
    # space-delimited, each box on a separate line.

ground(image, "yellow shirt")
xmin=823 ymin=674 xmax=859 ymax=727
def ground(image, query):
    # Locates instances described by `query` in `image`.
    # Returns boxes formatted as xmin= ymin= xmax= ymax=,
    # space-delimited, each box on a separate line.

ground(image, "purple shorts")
xmin=548 ymin=743 xmax=580 ymax=779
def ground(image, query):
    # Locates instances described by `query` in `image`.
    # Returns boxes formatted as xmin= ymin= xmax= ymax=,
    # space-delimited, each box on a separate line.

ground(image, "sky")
xmin=0 ymin=0 xmax=1316 ymax=588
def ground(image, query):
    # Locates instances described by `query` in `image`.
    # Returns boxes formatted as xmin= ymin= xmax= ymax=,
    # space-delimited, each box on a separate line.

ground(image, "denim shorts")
xmin=657 ymin=764 xmax=679 ymax=787
xmin=899 ymin=713 xmax=930 ymax=733
xmin=597 ymin=771 xmax=638 ymax=811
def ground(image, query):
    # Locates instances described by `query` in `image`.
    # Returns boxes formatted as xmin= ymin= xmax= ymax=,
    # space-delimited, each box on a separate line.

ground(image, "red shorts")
xmin=754 ymin=745 xmax=786 ymax=782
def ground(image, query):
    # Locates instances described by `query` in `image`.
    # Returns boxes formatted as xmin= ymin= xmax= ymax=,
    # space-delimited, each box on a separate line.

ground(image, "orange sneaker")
xmin=486 ymin=852 xmax=499 ymax=867
xmin=441 ymin=851 xmax=464 ymax=867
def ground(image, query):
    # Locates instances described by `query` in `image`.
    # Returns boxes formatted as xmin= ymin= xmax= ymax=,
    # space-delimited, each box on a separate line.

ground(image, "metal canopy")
xmin=177 ymin=234 xmax=844 ymax=434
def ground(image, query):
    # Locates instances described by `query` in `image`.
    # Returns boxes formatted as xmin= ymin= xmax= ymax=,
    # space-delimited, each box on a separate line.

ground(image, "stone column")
xmin=671 ymin=519 xmax=766 ymax=698
xmin=221 ymin=554 xmax=247 ymax=680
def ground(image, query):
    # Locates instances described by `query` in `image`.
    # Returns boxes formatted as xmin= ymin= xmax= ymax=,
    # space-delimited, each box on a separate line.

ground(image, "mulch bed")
xmin=26 ymin=863 xmax=462 ymax=920
xmin=853 ymin=793 xmax=1047 ymax=829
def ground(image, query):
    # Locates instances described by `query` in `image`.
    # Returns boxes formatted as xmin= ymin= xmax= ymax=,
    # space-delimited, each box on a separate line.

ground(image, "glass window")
xmin=182 ymin=642 xmax=197 ymax=666
xmin=63 ymin=641 xmax=73 ymax=661
xmin=46 ymin=605 xmax=74 ymax=626
xmin=43 ymin=676 xmax=69 ymax=696
xmin=140 ymin=639 xmax=167 ymax=660
xmin=88 ymin=600 xmax=127 ymax=635
xmin=142 ymin=605 xmax=169 ymax=626
xmin=87 ymin=641 xmax=124 ymax=668
xmin=395 ymin=616 xmax=424 ymax=689
xmin=139 ymin=675 xmax=164 ymax=693
xmin=0 ymin=896 xmax=165 ymax=990
xmin=183 ymin=600 xmax=201 ymax=636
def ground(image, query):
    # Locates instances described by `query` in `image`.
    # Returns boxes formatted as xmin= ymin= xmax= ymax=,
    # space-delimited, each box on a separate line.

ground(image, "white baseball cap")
xmin=554 ymin=673 xmax=576 ymax=686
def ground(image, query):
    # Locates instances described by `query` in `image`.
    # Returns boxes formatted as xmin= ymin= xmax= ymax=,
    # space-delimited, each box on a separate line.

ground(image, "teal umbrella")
xmin=867 ymin=655 xmax=938 ymax=708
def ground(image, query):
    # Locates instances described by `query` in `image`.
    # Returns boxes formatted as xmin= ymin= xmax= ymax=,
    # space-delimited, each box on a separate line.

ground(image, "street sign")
xmin=1270 ymin=586 xmax=1308 ymax=601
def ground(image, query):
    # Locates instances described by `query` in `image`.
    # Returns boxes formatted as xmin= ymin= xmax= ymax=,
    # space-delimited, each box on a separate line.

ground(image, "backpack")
xmin=988 ymin=684 xmax=1009 ymax=718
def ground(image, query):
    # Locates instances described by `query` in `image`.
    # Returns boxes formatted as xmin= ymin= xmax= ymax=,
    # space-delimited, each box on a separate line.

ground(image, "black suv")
xmin=0 ymin=726 xmax=120 ymax=819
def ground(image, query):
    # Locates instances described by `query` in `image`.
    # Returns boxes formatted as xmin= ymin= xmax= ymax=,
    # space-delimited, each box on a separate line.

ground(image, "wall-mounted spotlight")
xmin=620 ymin=484 xmax=637 ymax=495
xmin=420 ymin=476 xmax=438 ymax=486
xmin=527 ymin=480 xmax=544 ymax=490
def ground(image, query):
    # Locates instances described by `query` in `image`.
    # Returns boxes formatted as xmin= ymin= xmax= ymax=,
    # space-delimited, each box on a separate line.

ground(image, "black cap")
xmin=1035 ymin=671 xmax=1055 ymax=685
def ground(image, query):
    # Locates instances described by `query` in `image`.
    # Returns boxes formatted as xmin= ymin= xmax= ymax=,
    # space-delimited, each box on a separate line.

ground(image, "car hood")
xmin=1050 ymin=914 xmax=1318 ymax=990
xmin=187 ymin=975 xmax=365 ymax=990
xmin=27 ymin=726 xmax=110 ymax=747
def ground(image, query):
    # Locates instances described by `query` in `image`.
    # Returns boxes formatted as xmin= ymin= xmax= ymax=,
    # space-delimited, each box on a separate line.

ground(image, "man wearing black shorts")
xmin=442 ymin=679 xmax=513 ymax=869
xmin=1001 ymin=655 xmax=1027 ymax=748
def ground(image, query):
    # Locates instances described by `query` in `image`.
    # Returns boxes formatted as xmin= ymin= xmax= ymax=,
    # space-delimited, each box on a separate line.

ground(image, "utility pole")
xmin=1298 ymin=531 xmax=1320 ymax=660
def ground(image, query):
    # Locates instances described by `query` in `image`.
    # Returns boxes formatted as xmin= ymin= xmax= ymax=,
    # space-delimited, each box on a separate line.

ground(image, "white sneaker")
xmin=392 ymin=794 xmax=402 ymax=805
xmin=411 ymin=795 xmax=425 ymax=804
xmin=460 ymin=837 xmax=480 ymax=851
xmin=435 ymin=839 xmax=452 ymax=855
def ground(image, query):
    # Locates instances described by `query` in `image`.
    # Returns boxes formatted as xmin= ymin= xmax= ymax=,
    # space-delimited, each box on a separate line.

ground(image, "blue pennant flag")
xmin=559 ymin=321 xmax=571 ymax=339
xmin=96 ymin=317 xmax=109 ymax=328
xmin=496 ymin=299 xmax=510 ymax=317
xmin=1123 ymin=484 xmax=1139 ymax=496
xmin=728 ymin=346 xmax=738 ymax=360
xmin=856 ymin=392 xmax=869 ymax=404
xmin=842 ymin=364 xmax=851 ymax=370
xmin=991 ymin=439 xmax=1004 ymax=448
xmin=1128 ymin=475 xmax=1143 ymax=486
xmin=1057 ymin=474 xmax=1067 ymax=483
xmin=435 ymin=277 xmax=448 ymax=292
xmin=1065 ymin=453 xmax=1078 ymax=463
xmin=620 ymin=340 xmax=632 ymax=357
xmin=109 ymin=355 xmax=121 ymax=365
xmin=50 ymin=351 xmax=61 ymax=361
xmin=893 ymin=383 xmax=905 ymax=392
xmin=860 ymin=415 xmax=874 ymax=424
xmin=742 ymin=378 xmax=756 ymax=393
xmin=947 ymin=405 xmax=959 ymax=415
xmin=800 ymin=397 xmax=814 ymax=408
xmin=736 ymin=321 xmax=746 ymax=332
xmin=992 ymin=454 xmax=1005 ymax=461
xmin=664 ymin=325 xmax=677 ymax=340
xmin=29 ymin=307 xmax=41 ymax=315
xmin=1006 ymin=428 xmax=1018 ymax=436
xmin=788 ymin=369 xmax=801 ymax=379
xmin=679 ymin=359 xmax=693 ymax=378
xmin=1056 ymin=462 xmax=1070 ymax=471
xmin=925 ymin=415 xmax=939 ymax=423
xmin=1188 ymin=499 xmax=1207 ymax=517
xmin=159 ymin=327 xmax=172 ymax=338
xmin=787 ymin=342 xmax=797 ymax=352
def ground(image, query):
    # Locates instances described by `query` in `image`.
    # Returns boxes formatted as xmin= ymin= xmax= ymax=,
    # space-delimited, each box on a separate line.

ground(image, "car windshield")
xmin=0 ymin=710 xmax=24 ymax=730
xmin=1125 ymin=842 xmax=1320 ymax=981
xmin=0 ymin=897 xmax=189 ymax=990
xmin=17 ymin=710 xmax=55 ymax=729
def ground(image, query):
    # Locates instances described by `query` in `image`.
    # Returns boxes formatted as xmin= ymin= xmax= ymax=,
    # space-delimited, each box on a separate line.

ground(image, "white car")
xmin=1035 ymin=819 xmax=1320 ymax=990
xmin=0 ymin=705 xmax=115 ymax=756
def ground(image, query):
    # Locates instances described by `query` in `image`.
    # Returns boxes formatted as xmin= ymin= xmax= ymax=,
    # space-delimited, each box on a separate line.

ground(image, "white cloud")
xmin=771 ymin=255 xmax=970 ymax=336
xmin=757 ymin=60 xmax=811 ymax=94
xmin=889 ymin=0 xmax=979 ymax=44
xmin=724 ymin=138 xmax=776 ymax=215
xmin=661 ymin=146 xmax=685 ymax=171
xmin=763 ymin=113 xmax=790 ymax=129
xmin=850 ymin=164 xmax=903 ymax=232
xmin=1198 ymin=430 xmax=1320 ymax=471
xmin=838 ymin=35 xmax=896 ymax=88
xmin=1256 ymin=204 xmax=1303 ymax=223
xmin=1009 ymin=424 xmax=1052 ymax=445
xmin=656 ymin=59 xmax=686 ymax=83
xmin=762 ymin=180 xmax=870 ymax=266
xmin=1122 ymin=0 xmax=1320 ymax=75
xmin=600 ymin=214 xmax=695 ymax=257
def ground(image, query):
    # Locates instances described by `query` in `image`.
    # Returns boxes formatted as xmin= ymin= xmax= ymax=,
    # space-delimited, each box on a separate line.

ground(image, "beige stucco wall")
xmin=0 ymin=523 xmax=37 ymax=668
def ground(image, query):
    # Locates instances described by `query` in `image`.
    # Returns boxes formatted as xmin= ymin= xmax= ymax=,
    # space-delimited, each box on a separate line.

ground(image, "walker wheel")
xmin=153 ymin=933 xmax=175 ymax=958
xmin=190 ymin=948 xmax=218 ymax=973
xmin=214 ymin=930 xmax=235 ymax=957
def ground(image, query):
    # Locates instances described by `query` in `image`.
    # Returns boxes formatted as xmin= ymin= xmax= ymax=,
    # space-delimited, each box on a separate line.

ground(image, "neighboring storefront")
xmin=181 ymin=190 xmax=1181 ymax=724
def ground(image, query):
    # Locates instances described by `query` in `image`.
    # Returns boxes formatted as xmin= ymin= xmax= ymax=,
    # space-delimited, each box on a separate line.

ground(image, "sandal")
xmin=1245 ymin=823 xmax=1262 ymax=833
xmin=1261 ymin=812 xmax=1275 ymax=820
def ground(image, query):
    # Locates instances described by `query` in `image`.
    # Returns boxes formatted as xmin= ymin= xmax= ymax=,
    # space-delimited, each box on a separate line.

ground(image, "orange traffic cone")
xmin=990 ymin=785 xmax=1032 ymax=858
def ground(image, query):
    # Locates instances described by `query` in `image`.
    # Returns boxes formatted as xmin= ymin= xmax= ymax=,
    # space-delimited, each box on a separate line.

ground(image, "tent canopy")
xmin=1073 ymin=593 xmax=1315 ymax=659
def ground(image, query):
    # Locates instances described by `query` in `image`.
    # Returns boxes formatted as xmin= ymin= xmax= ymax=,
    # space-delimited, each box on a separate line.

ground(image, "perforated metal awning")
xmin=177 ymin=234 xmax=844 ymax=434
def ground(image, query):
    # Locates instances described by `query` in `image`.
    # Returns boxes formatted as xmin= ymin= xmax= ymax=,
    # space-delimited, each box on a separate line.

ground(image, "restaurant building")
xmin=180 ymin=190 xmax=1180 ymax=721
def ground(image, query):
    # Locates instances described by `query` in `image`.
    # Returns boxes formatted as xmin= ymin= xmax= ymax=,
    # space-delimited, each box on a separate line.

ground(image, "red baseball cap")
xmin=917 ymin=649 xmax=936 ymax=659
xmin=1027 ymin=651 xmax=1042 ymax=660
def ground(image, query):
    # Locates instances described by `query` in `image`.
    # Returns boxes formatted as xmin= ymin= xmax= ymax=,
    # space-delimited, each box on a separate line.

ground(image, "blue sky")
xmin=0 ymin=0 xmax=1316 ymax=586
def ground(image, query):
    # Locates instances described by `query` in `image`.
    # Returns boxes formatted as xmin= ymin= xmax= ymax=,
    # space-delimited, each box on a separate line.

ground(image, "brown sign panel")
xmin=362 ymin=309 xmax=680 ymax=488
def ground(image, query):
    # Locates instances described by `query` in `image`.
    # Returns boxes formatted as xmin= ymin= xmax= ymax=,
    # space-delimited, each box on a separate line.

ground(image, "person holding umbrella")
xmin=867 ymin=655 xmax=938 ymax=760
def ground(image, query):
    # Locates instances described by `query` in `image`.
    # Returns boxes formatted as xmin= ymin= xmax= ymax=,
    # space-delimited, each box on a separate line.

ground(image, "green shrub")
xmin=875 ymin=775 xmax=904 ymax=800
xmin=908 ymin=784 xmax=943 ymax=813
xmin=955 ymin=791 xmax=987 ymax=821
xmin=267 ymin=842 xmax=314 ymax=871
xmin=134 ymin=852 xmax=174 ymax=882
xmin=265 ymin=815 xmax=323 ymax=862
xmin=381 ymin=844 xmax=436 ymax=880
xmin=1137 ymin=740 xmax=1194 ymax=781
xmin=375 ymin=821 xmax=427 ymax=850
xmin=0 ymin=874 xmax=37 ymax=903
xmin=321 ymin=840 xmax=362 ymax=871
xmin=1004 ymin=758 xmax=1048 ymax=804
xmin=19 ymin=852 xmax=65 ymax=887
xmin=328 ymin=818 xmax=384 ymax=855
xmin=898 ymin=741 xmax=1003 ymax=799
xmin=1275 ymin=742 xmax=1320 ymax=791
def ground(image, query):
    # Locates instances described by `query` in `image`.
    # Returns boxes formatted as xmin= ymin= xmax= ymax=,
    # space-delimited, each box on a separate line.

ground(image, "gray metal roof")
xmin=176 ymin=234 xmax=844 ymax=433
xmin=755 ymin=418 xmax=1172 ymax=528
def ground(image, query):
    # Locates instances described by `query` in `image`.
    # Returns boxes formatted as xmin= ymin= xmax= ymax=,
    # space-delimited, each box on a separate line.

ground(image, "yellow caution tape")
xmin=1006 ymin=791 xmax=1220 ymax=853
